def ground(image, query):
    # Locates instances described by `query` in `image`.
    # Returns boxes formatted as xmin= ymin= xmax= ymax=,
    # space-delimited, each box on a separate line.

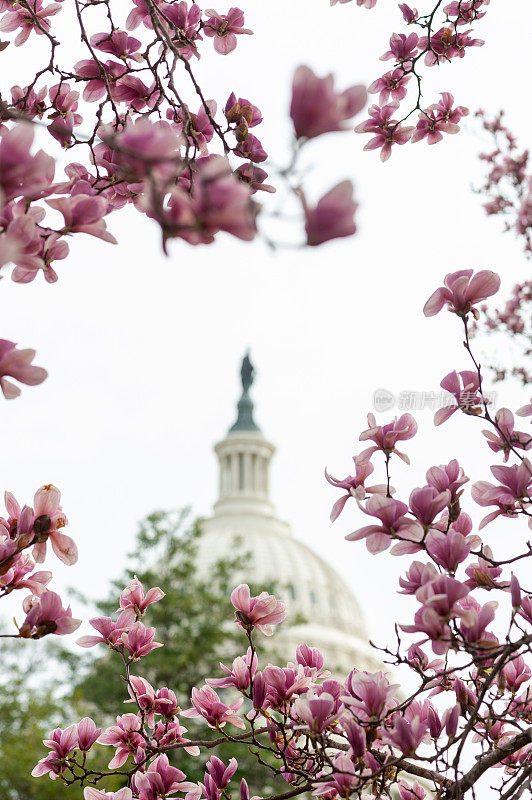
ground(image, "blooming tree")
xmin=19 ymin=269 xmax=531 ymax=799
xmin=0 ymin=0 xmax=505 ymax=387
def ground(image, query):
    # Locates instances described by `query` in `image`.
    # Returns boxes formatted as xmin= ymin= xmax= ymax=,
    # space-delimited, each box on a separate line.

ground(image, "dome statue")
xmin=196 ymin=354 xmax=381 ymax=676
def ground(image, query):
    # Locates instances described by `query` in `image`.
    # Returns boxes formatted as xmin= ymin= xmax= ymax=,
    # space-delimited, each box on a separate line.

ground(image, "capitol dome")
xmin=197 ymin=355 xmax=380 ymax=676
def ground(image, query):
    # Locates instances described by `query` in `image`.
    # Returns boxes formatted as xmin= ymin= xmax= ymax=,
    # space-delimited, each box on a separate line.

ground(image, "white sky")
xmin=1 ymin=0 xmax=531 ymax=653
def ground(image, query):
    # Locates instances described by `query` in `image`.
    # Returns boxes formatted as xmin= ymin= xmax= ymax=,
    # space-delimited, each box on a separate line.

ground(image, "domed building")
xmin=196 ymin=354 xmax=380 ymax=676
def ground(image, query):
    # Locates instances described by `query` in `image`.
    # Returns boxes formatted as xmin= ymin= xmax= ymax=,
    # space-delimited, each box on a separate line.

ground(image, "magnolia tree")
xmin=0 ymin=0 xmax=512 ymax=392
xmin=0 ymin=272 xmax=530 ymax=800
xmin=1 ymin=0 xmax=532 ymax=799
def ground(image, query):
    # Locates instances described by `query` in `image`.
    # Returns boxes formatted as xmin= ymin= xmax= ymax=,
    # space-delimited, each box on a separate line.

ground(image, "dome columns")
xmin=214 ymin=432 xmax=275 ymax=517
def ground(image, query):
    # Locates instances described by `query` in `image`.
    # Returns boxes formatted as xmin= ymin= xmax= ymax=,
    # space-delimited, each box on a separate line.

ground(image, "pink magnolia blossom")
xmin=293 ymin=692 xmax=341 ymax=732
xmin=112 ymin=75 xmax=160 ymax=111
xmin=11 ymin=84 xmax=48 ymax=119
xmin=431 ymin=93 xmax=469 ymax=126
xmin=518 ymin=594 xmax=532 ymax=625
xmin=0 ymin=214 xmax=45 ymax=276
xmin=77 ymin=609 xmax=136 ymax=648
xmin=0 ymin=339 xmax=47 ymax=399
xmin=126 ymin=0 xmax=163 ymax=30
xmin=234 ymin=132 xmax=267 ymax=163
xmin=346 ymin=495 xmax=423 ymax=554
xmin=47 ymin=195 xmax=117 ymax=243
xmin=74 ymin=59 xmax=127 ymax=103
xmin=398 ymin=4 xmax=419 ymax=23
xmin=399 ymin=561 xmax=439 ymax=595
xmin=207 ymin=647 xmax=257 ymax=690
xmin=109 ymin=118 xmax=181 ymax=182
xmin=340 ymin=717 xmax=366 ymax=758
xmin=409 ymin=485 xmax=451 ymax=527
xmin=303 ymin=181 xmax=358 ymax=246
xmin=368 ymin=69 xmax=411 ymax=106
xmin=2 ymin=491 xmax=35 ymax=545
xmin=159 ymin=2 xmax=202 ymax=59
xmin=32 ymin=724 xmax=78 ymax=779
xmin=159 ymin=156 xmax=255 ymax=247
xmin=502 ymin=656 xmax=531 ymax=693
xmin=19 ymin=590 xmax=80 ymax=639
xmin=235 ymin=163 xmax=275 ymax=194
xmin=0 ymin=554 xmax=51 ymax=595
xmin=412 ymin=94 xmax=468 ymax=145
xmin=482 ymin=408 xmax=531 ymax=461
xmin=434 ymin=370 xmax=483 ymax=426
xmin=182 ymin=685 xmax=245 ymax=729
xmin=383 ymin=714 xmax=428 ymax=756
xmin=380 ymin=32 xmax=419 ymax=63
xmin=426 ymin=459 xmax=469 ymax=498
xmin=517 ymin=398 xmax=532 ymax=418
xmin=48 ymin=83 xmax=83 ymax=146
xmin=412 ymin=111 xmax=459 ymax=145
xmin=84 ymin=789 xmax=133 ymax=800
xmin=423 ymin=268 xmax=501 ymax=318
xmin=119 ymin=576 xmax=165 ymax=617
xmin=90 ymin=30 xmax=143 ymax=61
xmin=290 ymin=65 xmax=367 ymax=140
xmin=126 ymin=676 xmax=157 ymax=726
xmin=31 ymin=484 xmax=77 ymax=565
xmin=464 ymin=547 xmax=505 ymax=590
xmin=9 ymin=229 xmax=69 ymax=284
xmin=472 ymin=460 xmax=532 ymax=528
xmin=343 ymin=669 xmax=399 ymax=719
xmin=230 ymin=583 xmax=286 ymax=635
xmin=153 ymin=719 xmax=199 ymax=755
xmin=206 ymin=755 xmax=238 ymax=789
xmin=0 ymin=124 xmax=55 ymax=202
xmin=98 ymin=713 xmax=146 ymax=769
xmin=402 ymin=577 xmax=470 ymax=653
xmin=225 ymin=93 xmax=262 ymax=129
xmin=203 ymin=8 xmax=252 ymax=55
xmin=153 ymin=686 xmax=180 ymax=720
xmin=122 ymin=621 xmax=163 ymax=659
xmin=77 ymin=717 xmax=102 ymax=751
xmin=134 ymin=754 xmax=196 ymax=800
xmin=262 ymin=664 xmax=312 ymax=708
xmin=359 ymin=412 xmax=417 ymax=462
xmin=426 ymin=529 xmax=472 ymax=572
xmin=251 ymin=671 xmax=267 ymax=712
xmin=459 ymin=596 xmax=497 ymax=647
xmin=173 ymin=101 xmax=217 ymax=155
xmin=326 ymin=454 xmax=387 ymax=521
xmin=295 ymin=643 xmax=327 ymax=676
xmin=0 ymin=0 xmax=61 ymax=46
xmin=313 ymin=753 xmax=362 ymax=797
xmin=420 ymin=27 xmax=483 ymax=66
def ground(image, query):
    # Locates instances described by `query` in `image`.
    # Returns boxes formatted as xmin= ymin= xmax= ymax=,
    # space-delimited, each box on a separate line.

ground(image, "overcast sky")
xmin=1 ymin=0 xmax=531 ymax=652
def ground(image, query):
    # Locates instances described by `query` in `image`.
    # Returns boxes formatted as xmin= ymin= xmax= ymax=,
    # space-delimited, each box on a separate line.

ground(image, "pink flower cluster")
xmin=477 ymin=110 xmax=532 ymax=257
xmin=32 ymin=542 xmax=532 ymax=800
xmin=0 ymin=484 xmax=79 ymax=639
xmin=77 ymin=577 xmax=165 ymax=659
xmin=288 ymin=66 xmax=367 ymax=246
xmin=349 ymin=1 xmax=489 ymax=160
xmin=0 ymin=0 xmax=274 ymax=282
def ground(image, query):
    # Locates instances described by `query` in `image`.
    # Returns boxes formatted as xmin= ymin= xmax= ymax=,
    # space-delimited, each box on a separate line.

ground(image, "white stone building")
xmin=196 ymin=355 xmax=380 ymax=676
